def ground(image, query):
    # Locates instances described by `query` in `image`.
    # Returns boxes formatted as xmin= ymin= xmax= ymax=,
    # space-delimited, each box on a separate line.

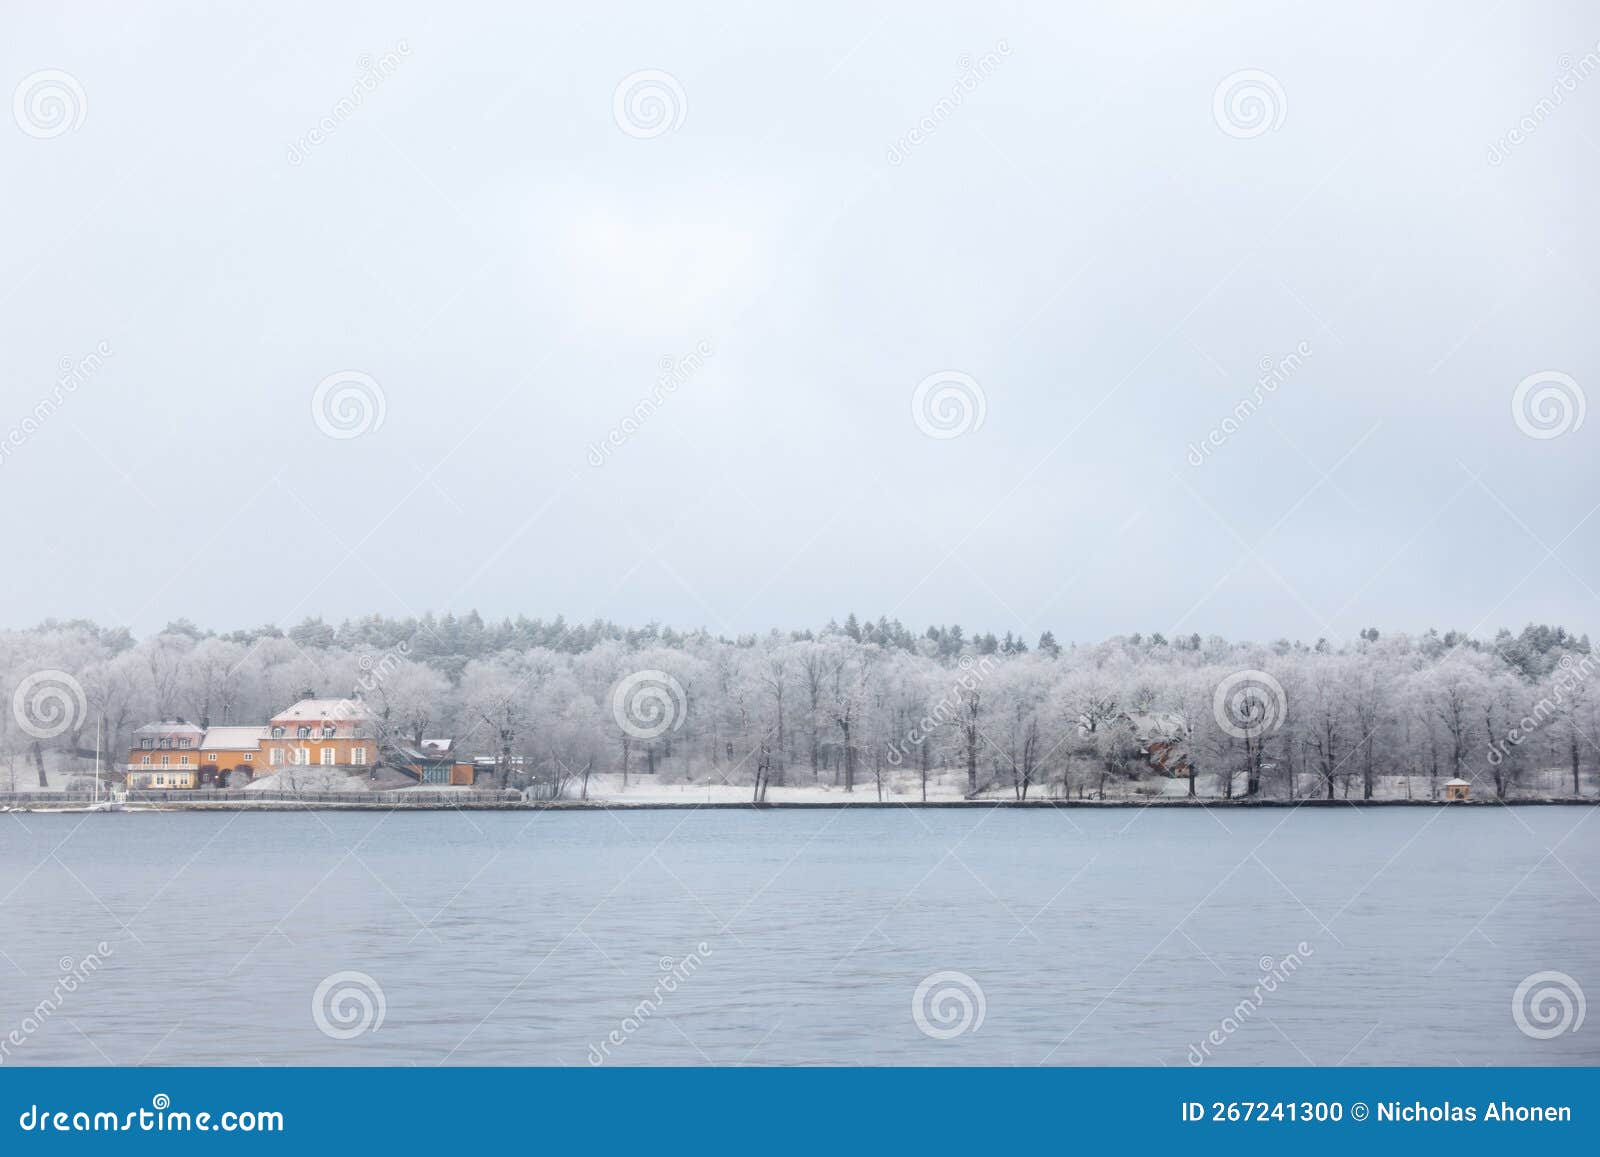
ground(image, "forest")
xmin=2 ymin=613 xmax=1594 ymax=801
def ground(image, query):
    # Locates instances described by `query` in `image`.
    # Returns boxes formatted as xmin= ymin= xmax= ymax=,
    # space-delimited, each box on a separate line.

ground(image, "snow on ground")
xmin=5 ymin=753 xmax=1595 ymax=802
xmin=244 ymin=768 xmax=373 ymax=792
xmin=575 ymin=767 xmax=1058 ymax=804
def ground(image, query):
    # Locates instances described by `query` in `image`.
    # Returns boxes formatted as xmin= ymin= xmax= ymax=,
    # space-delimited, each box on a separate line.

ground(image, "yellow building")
xmin=127 ymin=721 xmax=204 ymax=789
xmin=138 ymin=768 xmax=196 ymax=789
xmin=1444 ymin=777 xmax=1471 ymax=801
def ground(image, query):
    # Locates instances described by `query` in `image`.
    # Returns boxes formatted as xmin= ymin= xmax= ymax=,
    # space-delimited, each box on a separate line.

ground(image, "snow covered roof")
xmin=1124 ymin=711 xmax=1188 ymax=741
xmin=200 ymin=726 xmax=267 ymax=750
xmin=421 ymin=737 xmax=452 ymax=754
xmin=134 ymin=720 xmax=204 ymax=734
xmin=1444 ymin=778 xmax=1472 ymax=787
xmin=270 ymin=697 xmax=369 ymax=724
xmin=389 ymin=742 xmax=454 ymax=765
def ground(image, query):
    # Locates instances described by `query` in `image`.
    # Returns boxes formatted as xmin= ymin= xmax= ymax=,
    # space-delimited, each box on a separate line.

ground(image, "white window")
xmin=244 ymin=752 xmax=253 ymax=761
xmin=141 ymin=756 xmax=151 ymax=767
xmin=207 ymin=752 xmax=217 ymax=762
xmin=161 ymin=755 xmax=170 ymax=767
xmin=321 ymin=747 xmax=335 ymax=766
xmin=352 ymin=747 xmax=367 ymax=765
xmin=293 ymin=748 xmax=308 ymax=766
xmin=270 ymin=748 xmax=283 ymax=765
xmin=180 ymin=755 xmax=189 ymax=766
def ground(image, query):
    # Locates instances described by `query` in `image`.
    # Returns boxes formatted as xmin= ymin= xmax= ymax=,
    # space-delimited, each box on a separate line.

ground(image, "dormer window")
xmin=141 ymin=739 xmax=153 ymax=750
xmin=297 ymin=726 xmax=311 ymax=738
xmin=178 ymin=738 xmax=191 ymax=749
xmin=271 ymin=727 xmax=284 ymax=739
xmin=158 ymin=738 xmax=172 ymax=749
xmin=322 ymin=725 xmax=336 ymax=738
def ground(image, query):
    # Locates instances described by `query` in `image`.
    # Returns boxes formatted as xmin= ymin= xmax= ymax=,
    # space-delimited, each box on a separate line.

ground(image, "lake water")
xmin=1 ymin=806 xmax=1595 ymax=1066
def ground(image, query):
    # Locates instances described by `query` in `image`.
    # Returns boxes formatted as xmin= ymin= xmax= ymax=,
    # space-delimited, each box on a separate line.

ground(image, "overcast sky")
xmin=2 ymin=1 xmax=1596 ymax=645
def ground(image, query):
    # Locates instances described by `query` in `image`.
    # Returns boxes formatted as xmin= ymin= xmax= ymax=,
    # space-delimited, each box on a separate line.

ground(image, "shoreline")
xmin=4 ymin=797 xmax=1596 ymax=813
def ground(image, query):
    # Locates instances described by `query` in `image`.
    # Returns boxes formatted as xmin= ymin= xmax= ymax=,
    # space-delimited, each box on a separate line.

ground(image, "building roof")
xmin=270 ymin=697 xmax=369 ymax=724
xmin=133 ymin=720 xmax=204 ymax=734
xmin=1445 ymin=778 xmax=1472 ymax=787
xmin=420 ymin=737 xmax=453 ymax=754
xmin=389 ymin=744 xmax=453 ymax=766
xmin=200 ymin=726 xmax=267 ymax=750
xmin=1124 ymin=711 xmax=1189 ymax=741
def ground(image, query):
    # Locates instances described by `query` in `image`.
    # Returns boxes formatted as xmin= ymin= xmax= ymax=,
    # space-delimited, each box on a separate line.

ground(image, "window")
xmin=352 ymin=747 xmax=367 ymax=766
xmin=141 ymin=756 xmax=151 ymax=767
xmin=293 ymin=748 xmax=308 ymax=766
xmin=207 ymin=753 xmax=217 ymax=762
xmin=180 ymin=756 xmax=190 ymax=766
xmin=141 ymin=739 xmax=153 ymax=750
xmin=271 ymin=727 xmax=284 ymax=739
xmin=270 ymin=748 xmax=283 ymax=765
xmin=160 ymin=755 xmax=170 ymax=767
xmin=297 ymin=726 xmax=311 ymax=738
xmin=178 ymin=738 xmax=191 ymax=749
xmin=321 ymin=747 xmax=334 ymax=766
xmin=156 ymin=775 xmax=165 ymax=786
xmin=159 ymin=738 xmax=172 ymax=749
xmin=322 ymin=725 xmax=336 ymax=738
xmin=244 ymin=753 xmax=253 ymax=761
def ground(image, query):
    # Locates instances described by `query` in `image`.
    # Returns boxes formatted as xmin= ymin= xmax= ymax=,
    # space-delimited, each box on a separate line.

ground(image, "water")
xmin=1 ymin=806 xmax=1594 ymax=1066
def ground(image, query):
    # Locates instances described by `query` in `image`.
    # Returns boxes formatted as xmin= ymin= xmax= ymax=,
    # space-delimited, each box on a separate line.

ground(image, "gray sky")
xmin=2 ymin=1 xmax=1596 ymax=644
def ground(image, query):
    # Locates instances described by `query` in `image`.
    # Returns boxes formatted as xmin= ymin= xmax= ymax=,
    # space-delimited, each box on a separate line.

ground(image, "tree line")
xmin=1 ymin=616 xmax=1593 ymax=800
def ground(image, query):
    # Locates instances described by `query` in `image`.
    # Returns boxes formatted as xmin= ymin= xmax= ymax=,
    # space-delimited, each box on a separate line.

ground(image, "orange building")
xmin=127 ymin=721 xmax=205 ymax=788
xmin=259 ymin=697 xmax=378 ymax=774
xmin=199 ymin=726 xmax=267 ymax=784
xmin=124 ymin=695 xmax=477 ymax=789
xmin=387 ymin=739 xmax=478 ymax=786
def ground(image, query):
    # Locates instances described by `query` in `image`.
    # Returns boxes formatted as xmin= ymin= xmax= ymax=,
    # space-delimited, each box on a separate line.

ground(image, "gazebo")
xmin=1444 ymin=777 xmax=1471 ymax=801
